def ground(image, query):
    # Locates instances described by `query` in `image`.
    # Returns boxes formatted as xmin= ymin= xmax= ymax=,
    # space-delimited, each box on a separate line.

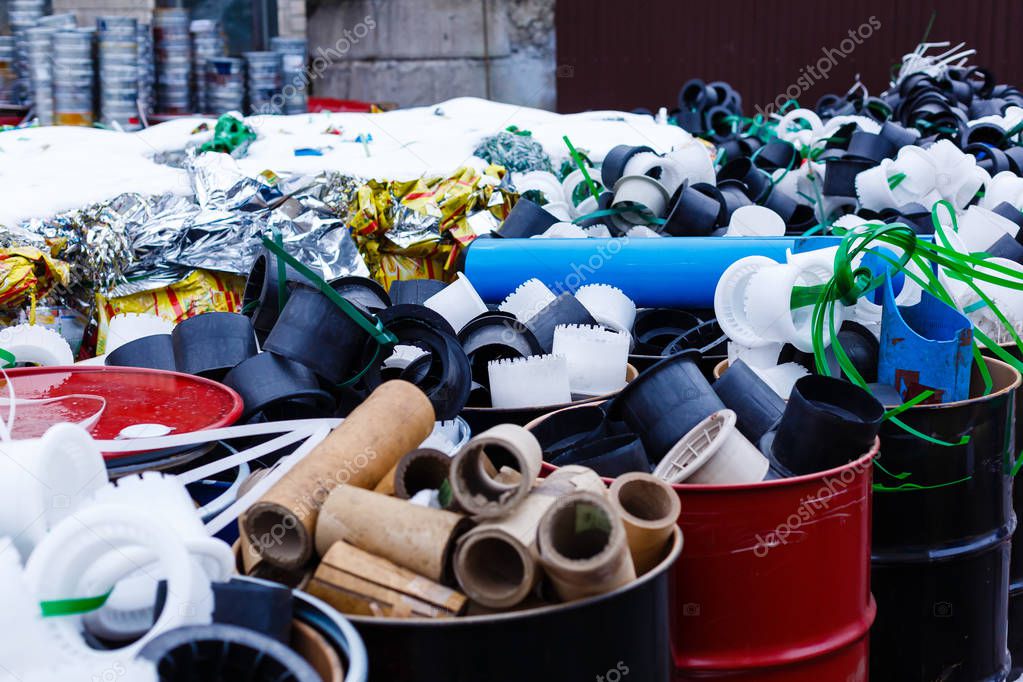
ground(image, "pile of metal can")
xmin=190 ymin=19 xmax=224 ymax=114
xmin=137 ymin=22 xmax=155 ymax=118
xmin=205 ymin=56 xmax=245 ymax=114
xmin=52 ymin=27 xmax=94 ymax=126
xmin=8 ymin=0 xmax=47 ymax=107
xmin=0 ymin=37 xmax=16 ymax=106
xmin=153 ymin=7 xmax=190 ymax=115
xmin=97 ymin=16 xmax=139 ymax=129
xmin=269 ymin=36 xmax=308 ymax=115
xmin=243 ymin=51 xmax=280 ymax=115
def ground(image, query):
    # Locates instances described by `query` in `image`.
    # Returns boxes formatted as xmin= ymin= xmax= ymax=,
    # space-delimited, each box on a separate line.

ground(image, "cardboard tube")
xmin=234 ymin=537 xmax=313 ymax=588
xmin=307 ymin=540 xmax=467 ymax=618
xmin=453 ymin=465 xmax=605 ymax=608
xmin=241 ymin=381 xmax=434 ymax=570
xmin=393 ymin=448 xmax=453 ymax=500
xmin=608 ymin=472 xmax=681 ymax=575
xmin=449 ymin=424 xmax=543 ymax=518
xmin=373 ymin=463 xmax=399 ymax=495
xmin=315 ymin=485 xmax=471 ymax=583
xmin=291 ymin=619 xmax=345 ymax=682
xmin=537 ymin=491 xmax=636 ymax=602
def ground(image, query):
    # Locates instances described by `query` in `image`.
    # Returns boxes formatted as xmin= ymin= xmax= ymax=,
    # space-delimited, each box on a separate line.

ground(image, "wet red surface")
xmin=0 ymin=367 xmax=243 ymax=454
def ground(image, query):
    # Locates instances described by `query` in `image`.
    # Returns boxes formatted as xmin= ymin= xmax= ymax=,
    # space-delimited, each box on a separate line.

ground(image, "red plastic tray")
xmin=0 ymin=366 xmax=243 ymax=458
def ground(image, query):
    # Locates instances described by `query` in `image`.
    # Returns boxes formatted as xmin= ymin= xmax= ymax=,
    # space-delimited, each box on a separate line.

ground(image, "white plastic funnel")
xmin=653 ymin=409 xmax=769 ymax=485
xmin=488 ymin=354 xmax=572 ymax=409
xmin=499 ymin=278 xmax=557 ymax=323
xmin=552 ymin=324 xmax=629 ymax=397
xmin=575 ymin=283 xmax=637 ymax=333
xmin=424 ymin=272 xmax=489 ymax=333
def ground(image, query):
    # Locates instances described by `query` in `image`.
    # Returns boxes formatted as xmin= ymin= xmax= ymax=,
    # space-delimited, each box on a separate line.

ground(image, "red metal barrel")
xmin=670 ymin=442 xmax=877 ymax=680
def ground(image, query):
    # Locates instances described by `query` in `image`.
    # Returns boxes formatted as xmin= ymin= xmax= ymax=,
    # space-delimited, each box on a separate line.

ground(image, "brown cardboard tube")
xmin=291 ymin=619 xmax=345 ymax=682
xmin=240 ymin=380 xmax=434 ymax=570
xmin=307 ymin=540 xmax=467 ymax=618
xmin=537 ymin=491 xmax=636 ymax=602
xmin=452 ymin=465 xmax=605 ymax=608
xmin=393 ymin=448 xmax=452 ymax=500
xmin=608 ymin=472 xmax=681 ymax=575
xmin=315 ymin=485 xmax=471 ymax=583
xmin=449 ymin=424 xmax=543 ymax=518
xmin=234 ymin=537 xmax=314 ymax=588
xmin=373 ymin=462 xmax=399 ymax=495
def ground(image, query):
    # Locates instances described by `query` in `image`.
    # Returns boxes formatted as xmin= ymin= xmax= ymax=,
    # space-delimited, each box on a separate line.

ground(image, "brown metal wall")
xmin=555 ymin=0 xmax=1023 ymax=115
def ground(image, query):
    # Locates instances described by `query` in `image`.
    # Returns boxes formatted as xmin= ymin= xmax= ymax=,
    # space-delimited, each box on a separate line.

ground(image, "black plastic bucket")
xmin=347 ymin=528 xmax=681 ymax=682
xmin=871 ymin=358 xmax=1020 ymax=681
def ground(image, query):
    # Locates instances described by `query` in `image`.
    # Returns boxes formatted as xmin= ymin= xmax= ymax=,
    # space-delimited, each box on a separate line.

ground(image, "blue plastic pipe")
xmin=463 ymin=237 xmax=842 ymax=308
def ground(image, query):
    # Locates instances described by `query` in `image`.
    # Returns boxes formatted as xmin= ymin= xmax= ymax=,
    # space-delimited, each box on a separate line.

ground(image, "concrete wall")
xmin=307 ymin=0 xmax=557 ymax=110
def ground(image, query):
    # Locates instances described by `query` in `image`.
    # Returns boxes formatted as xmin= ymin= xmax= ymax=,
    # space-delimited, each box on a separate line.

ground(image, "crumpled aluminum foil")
xmin=2 ymin=151 xmax=368 ymax=311
xmin=386 ymin=197 xmax=442 ymax=249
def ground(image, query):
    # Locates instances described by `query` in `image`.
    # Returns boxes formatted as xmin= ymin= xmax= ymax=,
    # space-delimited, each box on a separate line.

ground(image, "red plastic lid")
xmin=0 ymin=366 xmax=243 ymax=459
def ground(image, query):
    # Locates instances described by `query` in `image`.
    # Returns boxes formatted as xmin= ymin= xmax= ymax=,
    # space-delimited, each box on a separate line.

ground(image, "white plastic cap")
xmin=552 ymin=324 xmax=629 ymax=397
xmin=574 ymin=283 xmax=637 ymax=334
xmin=499 ymin=278 xmax=557 ymax=323
xmin=424 ymin=272 xmax=489 ymax=333
xmin=488 ymin=354 xmax=572 ymax=409
xmin=653 ymin=409 xmax=769 ymax=485
xmin=724 ymin=205 xmax=786 ymax=237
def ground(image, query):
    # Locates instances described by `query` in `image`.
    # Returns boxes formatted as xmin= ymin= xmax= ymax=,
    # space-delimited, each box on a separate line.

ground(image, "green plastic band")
xmin=562 ymin=135 xmax=601 ymax=204
xmin=41 ymin=590 xmax=112 ymax=617
xmin=0 ymin=348 xmax=16 ymax=368
xmin=273 ymin=229 xmax=288 ymax=313
xmin=260 ymin=235 xmax=396 ymax=391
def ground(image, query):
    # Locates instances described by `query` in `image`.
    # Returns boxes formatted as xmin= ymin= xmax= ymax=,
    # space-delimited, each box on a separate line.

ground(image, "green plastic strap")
xmin=1011 ymin=450 xmax=1023 ymax=478
xmin=260 ymin=237 xmax=397 ymax=350
xmin=562 ymin=135 xmax=601 ymax=204
xmin=0 ymin=348 xmax=15 ymax=368
xmin=873 ymin=457 xmax=972 ymax=492
xmin=888 ymin=172 xmax=907 ymax=189
xmin=41 ymin=590 xmax=112 ymax=617
xmin=571 ymin=205 xmax=665 ymax=227
xmin=273 ymin=229 xmax=288 ymax=313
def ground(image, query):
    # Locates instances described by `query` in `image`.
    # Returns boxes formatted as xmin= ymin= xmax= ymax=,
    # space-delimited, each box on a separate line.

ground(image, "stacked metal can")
xmin=243 ymin=51 xmax=281 ymax=115
xmin=153 ymin=7 xmax=191 ymax=114
xmin=137 ymin=23 xmax=155 ymax=118
xmin=52 ymin=27 xmax=95 ymax=126
xmin=8 ymin=0 xmax=47 ymax=107
xmin=269 ymin=36 xmax=308 ymax=114
xmin=24 ymin=25 xmax=56 ymax=124
xmin=189 ymin=19 xmax=225 ymax=114
xmin=205 ymin=56 xmax=245 ymax=115
xmin=97 ymin=16 xmax=138 ymax=129
xmin=0 ymin=37 xmax=16 ymax=106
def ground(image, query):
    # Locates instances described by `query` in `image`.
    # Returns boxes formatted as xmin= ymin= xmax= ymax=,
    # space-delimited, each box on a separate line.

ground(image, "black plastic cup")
xmin=754 ymin=139 xmax=797 ymax=172
xmin=966 ymin=143 xmax=1012 ymax=175
xmin=138 ymin=624 xmax=319 ymax=682
xmin=330 ymin=275 xmax=391 ymax=311
xmin=211 ymin=581 xmax=294 ymax=645
xmin=523 ymin=293 xmax=597 ymax=353
xmin=458 ymin=310 xmax=543 ymax=386
xmin=1004 ymin=147 xmax=1023 ymax=175
xmin=662 ymin=182 xmax=723 ymax=236
xmin=761 ymin=374 xmax=884 ymax=478
xmin=222 ymin=352 xmax=335 ymax=421
xmin=837 ymin=321 xmax=880 ymax=383
xmin=496 ymin=198 xmax=560 ymax=238
xmin=986 ymin=233 xmax=1023 ymax=263
xmin=606 ymin=350 xmax=726 ymax=464
xmin=712 ymin=359 xmax=785 ymax=444
xmin=632 ymin=308 xmax=702 ymax=356
xmin=882 ymin=202 xmax=934 ymax=234
xmin=993 ymin=202 xmax=1023 ymax=234
xmin=845 ymin=131 xmax=897 ymax=163
xmin=359 ymin=305 xmax=472 ymax=420
xmin=241 ymin=249 xmax=315 ymax=339
xmin=106 ymin=334 xmax=177 ymax=371
xmin=715 ymin=179 xmax=753 ymax=222
xmin=550 ymin=433 xmax=651 ymax=478
xmin=717 ymin=158 xmax=771 ymax=202
xmin=601 ymin=145 xmax=655 ymax=188
xmin=761 ymin=188 xmax=799 ymax=224
xmin=823 ymin=158 xmax=875 ymax=197
xmin=172 ymin=312 xmax=258 ymax=380
xmin=529 ymin=403 xmax=615 ymax=462
xmin=389 ymin=279 xmax=447 ymax=306
xmin=263 ymin=288 xmax=370 ymax=384
xmin=967 ymin=123 xmax=1008 ymax=147
xmin=879 ymin=120 xmax=921 ymax=149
